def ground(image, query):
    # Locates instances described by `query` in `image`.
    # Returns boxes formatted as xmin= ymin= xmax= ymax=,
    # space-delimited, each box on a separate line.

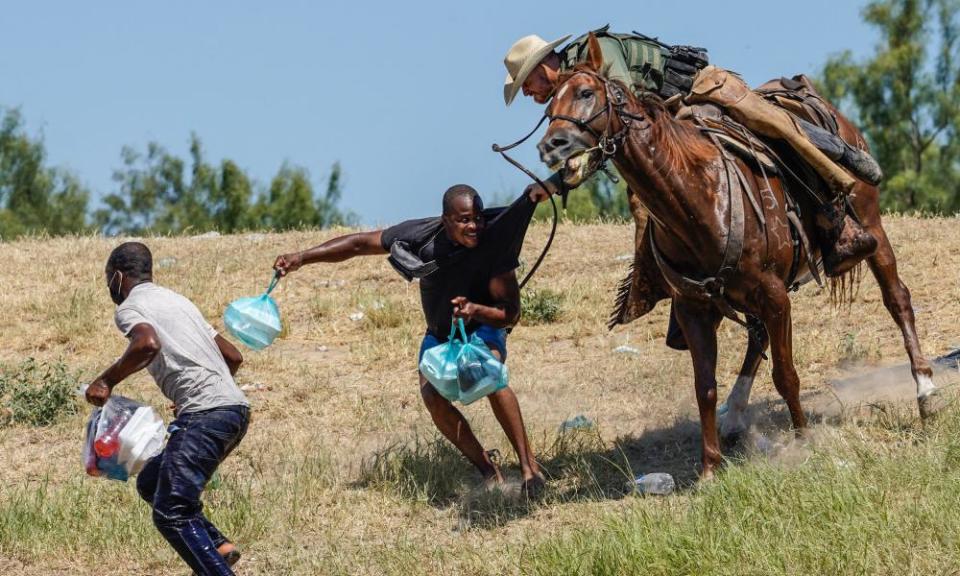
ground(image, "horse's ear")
xmin=584 ymin=33 xmax=604 ymax=73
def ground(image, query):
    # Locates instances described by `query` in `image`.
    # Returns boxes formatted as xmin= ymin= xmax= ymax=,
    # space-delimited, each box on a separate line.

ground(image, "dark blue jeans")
xmin=136 ymin=405 xmax=249 ymax=576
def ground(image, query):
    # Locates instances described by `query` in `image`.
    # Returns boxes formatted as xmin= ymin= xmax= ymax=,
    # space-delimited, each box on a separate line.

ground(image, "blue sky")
xmin=0 ymin=1 xmax=877 ymax=226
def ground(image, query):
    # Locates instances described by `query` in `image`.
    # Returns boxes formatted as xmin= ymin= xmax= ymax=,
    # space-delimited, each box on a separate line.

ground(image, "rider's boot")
xmin=817 ymin=201 xmax=878 ymax=277
xmin=838 ymin=145 xmax=883 ymax=186
xmin=798 ymin=119 xmax=884 ymax=187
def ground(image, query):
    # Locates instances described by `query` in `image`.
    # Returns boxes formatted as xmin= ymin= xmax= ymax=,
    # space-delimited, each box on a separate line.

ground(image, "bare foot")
xmin=218 ymin=542 xmax=241 ymax=567
xmin=521 ymin=472 xmax=546 ymax=500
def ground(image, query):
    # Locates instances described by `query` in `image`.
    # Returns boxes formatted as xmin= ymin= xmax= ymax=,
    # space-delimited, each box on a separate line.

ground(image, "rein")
xmin=491 ymin=120 xmax=560 ymax=291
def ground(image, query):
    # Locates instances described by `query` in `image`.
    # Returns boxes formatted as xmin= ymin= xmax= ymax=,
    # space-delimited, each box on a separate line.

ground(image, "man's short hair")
xmin=106 ymin=242 xmax=153 ymax=280
xmin=442 ymin=184 xmax=482 ymax=216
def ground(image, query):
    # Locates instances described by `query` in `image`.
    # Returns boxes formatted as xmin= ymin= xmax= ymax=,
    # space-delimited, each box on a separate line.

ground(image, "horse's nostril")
xmin=550 ymin=137 xmax=570 ymax=150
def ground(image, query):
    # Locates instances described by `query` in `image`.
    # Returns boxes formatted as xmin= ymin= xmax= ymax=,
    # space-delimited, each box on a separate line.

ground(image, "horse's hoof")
xmin=919 ymin=390 xmax=950 ymax=420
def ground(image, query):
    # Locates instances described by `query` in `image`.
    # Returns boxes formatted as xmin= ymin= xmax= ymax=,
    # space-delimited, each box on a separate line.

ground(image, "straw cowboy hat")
xmin=503 ymin=33 xmax=571 ymax=106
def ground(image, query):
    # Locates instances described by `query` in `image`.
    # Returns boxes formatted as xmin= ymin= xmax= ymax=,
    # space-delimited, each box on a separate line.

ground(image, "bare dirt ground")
xmin=0 ymin=216 xmax=958 ymax=574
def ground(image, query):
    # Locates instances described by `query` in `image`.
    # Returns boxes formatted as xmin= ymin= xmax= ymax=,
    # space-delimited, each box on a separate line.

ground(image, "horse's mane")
xmin=624 ymin=87 xmax=717 ymax=174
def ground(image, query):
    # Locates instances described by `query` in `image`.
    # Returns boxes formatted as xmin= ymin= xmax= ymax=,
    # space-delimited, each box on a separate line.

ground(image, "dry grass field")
xmin=1 ymin=216 xmax=959 ymax=575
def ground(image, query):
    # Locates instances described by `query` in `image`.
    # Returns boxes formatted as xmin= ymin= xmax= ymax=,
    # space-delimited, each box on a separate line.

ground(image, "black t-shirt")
xmin=380 ymin=194 xmax=536 ymax=337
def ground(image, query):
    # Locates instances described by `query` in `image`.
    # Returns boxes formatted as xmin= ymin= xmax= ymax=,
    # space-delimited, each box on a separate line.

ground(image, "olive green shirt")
xmin=558 ymin=34 xmax=665 ymax=95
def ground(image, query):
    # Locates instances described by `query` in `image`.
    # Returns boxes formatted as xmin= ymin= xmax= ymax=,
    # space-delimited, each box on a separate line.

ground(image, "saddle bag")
xmin=630 ymin=30 xmax=709 ymax=99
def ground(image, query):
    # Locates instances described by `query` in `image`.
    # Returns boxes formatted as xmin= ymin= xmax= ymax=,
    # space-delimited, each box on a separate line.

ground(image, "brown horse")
xmin=538 ymin=34 xmax=942 ymax=478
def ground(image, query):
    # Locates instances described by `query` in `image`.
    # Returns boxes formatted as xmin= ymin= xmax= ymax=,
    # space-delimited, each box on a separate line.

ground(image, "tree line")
xmin=1 ymin=0 xmax=958 ymax=240
xmin=0 ymin=110 xmax=354 ymax=240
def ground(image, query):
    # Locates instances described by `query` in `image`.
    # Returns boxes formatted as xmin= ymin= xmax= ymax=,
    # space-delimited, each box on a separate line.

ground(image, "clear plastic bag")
xmin=224 ymin=274 xmax=282 ymax=350
xmin=83 ymin=395 xmax=165 ymax=482
xmin=418 ymin=320 xmax=466 ymax=402
xmin=419 ymin=319 xmax=509 ymax=405
xmin=456 ymin=333 xmax=508 ymax=405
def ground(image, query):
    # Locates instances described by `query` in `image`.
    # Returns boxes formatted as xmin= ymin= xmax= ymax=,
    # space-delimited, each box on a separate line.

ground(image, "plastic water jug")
xmin=224 ymin=273 xmax=282 ymax=350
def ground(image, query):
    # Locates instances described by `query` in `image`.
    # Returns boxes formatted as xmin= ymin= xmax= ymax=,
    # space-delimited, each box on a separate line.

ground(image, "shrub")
xmin=0 ymin=359 xmax=81 ymax=427
xmin=521 ymin=289 xmax=564 ymax=325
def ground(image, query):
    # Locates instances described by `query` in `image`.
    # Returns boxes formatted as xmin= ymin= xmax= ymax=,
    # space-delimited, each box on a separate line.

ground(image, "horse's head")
xmin=537 ymin=33 xmax=630 ymax=188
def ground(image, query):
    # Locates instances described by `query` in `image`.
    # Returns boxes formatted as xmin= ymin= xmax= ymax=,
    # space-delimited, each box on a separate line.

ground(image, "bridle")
xmin=544 ymin=69 xmax=651 ymax=171
xmin=488 ymin=70 xmax=646 ymax=291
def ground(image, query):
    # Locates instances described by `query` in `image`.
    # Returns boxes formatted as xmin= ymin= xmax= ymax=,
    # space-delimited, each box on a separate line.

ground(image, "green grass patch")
xmin=0 ymin=358 xmax=81 ymax=427
xmin=522 ymin=412 xmax=960 ymax=576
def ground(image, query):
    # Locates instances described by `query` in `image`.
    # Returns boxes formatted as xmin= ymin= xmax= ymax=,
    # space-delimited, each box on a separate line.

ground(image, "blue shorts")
xmin=418 ymin=324 xmax=508 ymax=365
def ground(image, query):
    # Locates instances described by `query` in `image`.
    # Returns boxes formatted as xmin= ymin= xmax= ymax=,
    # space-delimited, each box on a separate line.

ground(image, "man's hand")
xmin=451 ymin=296 xmax=479 ymax=323
xmin=525 ymin=179 xmax=559 ymax=204
xmin=85 ymin=378 xmax=112 ymax=407
xmin=273 ymin=252 xmax=303 ymax=277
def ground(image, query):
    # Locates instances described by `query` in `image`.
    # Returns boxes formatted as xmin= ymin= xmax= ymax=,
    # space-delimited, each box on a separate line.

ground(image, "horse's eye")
xmin=579 ymin=89 xmax=594 ymax=99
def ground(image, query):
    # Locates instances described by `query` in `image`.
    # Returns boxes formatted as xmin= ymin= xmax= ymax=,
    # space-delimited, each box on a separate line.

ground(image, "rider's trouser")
xmin=685 ymin=66 xmax=857 ymax=196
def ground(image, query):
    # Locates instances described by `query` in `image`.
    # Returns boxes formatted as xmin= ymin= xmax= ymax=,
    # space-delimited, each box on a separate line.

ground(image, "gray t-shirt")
xmin=115 ymin=282 xmax=249 ymax=415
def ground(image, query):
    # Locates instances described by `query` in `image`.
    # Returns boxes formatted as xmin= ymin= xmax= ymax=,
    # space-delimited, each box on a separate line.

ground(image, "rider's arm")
xmin=274 ymin=231 xmax=386 ymax=275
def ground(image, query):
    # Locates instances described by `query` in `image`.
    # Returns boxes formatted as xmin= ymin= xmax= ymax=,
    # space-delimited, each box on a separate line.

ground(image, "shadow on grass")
xmin=351 ymin=387 xmax=857 ymax=530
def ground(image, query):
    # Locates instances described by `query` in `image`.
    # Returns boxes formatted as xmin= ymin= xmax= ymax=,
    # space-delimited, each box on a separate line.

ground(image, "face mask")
xmin=108 ymin=270 xmax=125 ymax=305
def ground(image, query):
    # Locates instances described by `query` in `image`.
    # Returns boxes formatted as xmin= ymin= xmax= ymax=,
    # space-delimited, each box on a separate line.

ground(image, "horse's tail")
xmin=828 ymin=262 xmax=863 ymax=306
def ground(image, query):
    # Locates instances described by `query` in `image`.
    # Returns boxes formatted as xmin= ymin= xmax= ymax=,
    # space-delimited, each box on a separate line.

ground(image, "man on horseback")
xmin=503 ymin=26 xmax=882 ymax=277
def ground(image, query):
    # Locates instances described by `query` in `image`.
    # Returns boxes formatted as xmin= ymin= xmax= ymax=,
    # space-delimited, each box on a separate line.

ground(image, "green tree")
xmin=820 ymin=0 xmax=960 ymax=212
xmin=0 ymin=109 xmax=89 ymax=239
xmin=97 ymin=135 xmax=260 ymax=235
xmin=216 ymin=159 xmax=253 ymax=233
xmin=253 ymin=161 xmax=355 ymax=231
xmin=99 ymin=134 xmax=353 ymax=235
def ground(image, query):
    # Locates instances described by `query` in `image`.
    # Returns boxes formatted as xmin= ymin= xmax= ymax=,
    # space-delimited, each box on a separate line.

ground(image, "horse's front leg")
xmin=674 ymin=299 xmax=724 ymax=479
xmin=759 ymin=280 xmax=807 ymax=432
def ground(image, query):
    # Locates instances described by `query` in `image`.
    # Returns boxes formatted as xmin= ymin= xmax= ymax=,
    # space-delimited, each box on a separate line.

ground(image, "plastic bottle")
xmin=626 ymin=472 xmax=675 ymax=495
xmin=94 ymin=410 xmax=132 ymax=458
xmin=559 ymin=414 xmax=594 ymax=432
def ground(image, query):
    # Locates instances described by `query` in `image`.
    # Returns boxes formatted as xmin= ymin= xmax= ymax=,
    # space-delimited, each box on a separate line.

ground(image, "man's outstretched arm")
xmin=85 ymin=323 xmax=161 ymax=406
xmin=274 ymin=230 xmax=386 ymax=276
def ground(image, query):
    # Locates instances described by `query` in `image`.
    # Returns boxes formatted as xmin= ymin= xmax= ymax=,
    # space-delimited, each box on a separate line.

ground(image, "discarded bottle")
xmin=559 ymin=414 xmax=594 ymax=432
xmin=626 ymin=472 xmax=675 ymax=496
xmin=94 ymin=410 xmax=132 ymax=458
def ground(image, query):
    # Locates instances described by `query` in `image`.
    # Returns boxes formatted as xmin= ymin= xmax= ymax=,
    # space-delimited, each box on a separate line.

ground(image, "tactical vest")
xmin=560 ymin=25 xmax=709 ymax=99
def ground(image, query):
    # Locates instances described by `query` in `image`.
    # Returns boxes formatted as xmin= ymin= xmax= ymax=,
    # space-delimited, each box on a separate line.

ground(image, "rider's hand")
xmin=525 ymin=180 xmax=558 ymax=203
xmin=451 ymin=296 xmax=479 ymax=323
xmin=85 ymin=378 xmax=112 ymax=407
xmin=273 ymin=252 xmax=303 ymax=277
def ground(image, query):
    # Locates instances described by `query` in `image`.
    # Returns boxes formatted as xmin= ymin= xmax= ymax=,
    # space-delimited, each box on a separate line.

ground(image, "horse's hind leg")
xmin=864 ymin=222 xmax=941 ymax=417
xmin=760 ymin=282 xmax=807 ymax=432
xmin=720 ymin=316 xmax=769 ymax=445
xmin=674 ymin=300 xmax=724 ymax=479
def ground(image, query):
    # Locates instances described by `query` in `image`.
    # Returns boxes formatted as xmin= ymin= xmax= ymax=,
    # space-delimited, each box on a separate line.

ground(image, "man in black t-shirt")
xmin=273 ymin=184 xmax=548 ymax=494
